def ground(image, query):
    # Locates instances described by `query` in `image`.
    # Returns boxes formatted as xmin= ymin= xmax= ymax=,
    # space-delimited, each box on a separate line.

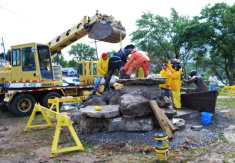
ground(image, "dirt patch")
xmin=99 ymin=142 xmax=154 ymax=153
xmin=0 ymin=97 xmax=234 ymax=162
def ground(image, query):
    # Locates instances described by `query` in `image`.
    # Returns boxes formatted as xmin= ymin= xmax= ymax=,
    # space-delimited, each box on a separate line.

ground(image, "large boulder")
xmin=80 ymin=105 xmax=120 ymax=118
xmin=122 ymin=87 xmax=164 ymax=100
xmin=161 ymin=108 xmax=177 ymax=119
xmin=107 ymin=116 xmax=154 ymax=132
xmin=119 ymin=94 xmax=152 ymax=117
xmin=109 ymin=91 xmax=125 ymax=105
xmin=156 ymin=97 xmax=169 ymax=107
xmin=71 ymin=111 xmax=107 ymax=134
xmin=84 ymin=97 xmax=107 ymax=106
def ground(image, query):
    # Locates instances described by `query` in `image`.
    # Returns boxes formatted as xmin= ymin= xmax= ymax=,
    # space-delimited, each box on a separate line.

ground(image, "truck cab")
xmin=5 ymin=43 xmax=62 ymax=88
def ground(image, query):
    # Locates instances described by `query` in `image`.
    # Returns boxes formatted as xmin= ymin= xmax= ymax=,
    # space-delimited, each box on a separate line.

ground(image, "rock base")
xmin=107 ymin=116 xmax=154 ymax=132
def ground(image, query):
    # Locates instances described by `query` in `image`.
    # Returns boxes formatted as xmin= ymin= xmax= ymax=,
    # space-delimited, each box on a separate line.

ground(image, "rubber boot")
xmin=125 ymin=74 xmax=130 ymax=79
xmin=119 ymin=70 xmax=126 ymax=79
xmin=91 ymin=91 xmax=96 ymax=95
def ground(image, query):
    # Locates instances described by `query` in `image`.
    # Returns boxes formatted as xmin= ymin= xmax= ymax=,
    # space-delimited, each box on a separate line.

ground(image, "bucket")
xmin=155 ymin=132 xmax=168 ymax=161
xmin=154 ymin=132 xmax=168 ymax=149
xmin=201 ymin=112 xmax=213 ymax=125
xmin=155 ymin=148 xmax=168 ymax=161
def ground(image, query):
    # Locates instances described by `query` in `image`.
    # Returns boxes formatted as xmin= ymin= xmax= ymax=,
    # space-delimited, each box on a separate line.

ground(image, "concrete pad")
xmin=174 ymin=108 xmax=201 ymax=120
xmin=191 ymin=125 xmax=203 ymax=131
xmin=80 ymin=105 xmax=120 ymax=119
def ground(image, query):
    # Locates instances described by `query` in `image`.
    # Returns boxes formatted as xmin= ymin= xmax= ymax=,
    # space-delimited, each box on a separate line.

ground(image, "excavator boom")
xmin=48 ymin=10 xmax=126 ymax=55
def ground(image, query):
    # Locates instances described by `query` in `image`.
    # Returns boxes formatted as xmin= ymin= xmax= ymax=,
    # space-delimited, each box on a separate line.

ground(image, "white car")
xmin=63 ymin=77 xmax=80 ymax=86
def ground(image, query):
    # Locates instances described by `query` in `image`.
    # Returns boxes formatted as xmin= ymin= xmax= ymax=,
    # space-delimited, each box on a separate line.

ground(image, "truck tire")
xmin=42 ymin=92 xmax=62 ymax=109
xmin=9 ymin=93 xmax=36 ymax=116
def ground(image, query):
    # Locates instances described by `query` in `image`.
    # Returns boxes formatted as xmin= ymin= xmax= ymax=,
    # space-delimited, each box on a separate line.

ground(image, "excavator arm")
xmin=48 ymin=10 xmax=126 ymax=56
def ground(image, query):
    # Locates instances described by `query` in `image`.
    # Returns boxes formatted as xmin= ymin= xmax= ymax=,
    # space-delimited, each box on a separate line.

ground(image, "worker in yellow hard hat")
xmin=168 ymin=60 xmax=182 ymax=109
xmin=159 ymin=63 xmax=172 ymax=98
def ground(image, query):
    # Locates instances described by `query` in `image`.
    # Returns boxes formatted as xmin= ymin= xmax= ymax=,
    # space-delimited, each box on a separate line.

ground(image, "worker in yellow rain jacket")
xmin=91 ymin=53 xmax=109 ymax=95
xmin=159 ymin=63 xmax=172 ymax=98
xmin=168 ymin=60 xmax=182 ymax=109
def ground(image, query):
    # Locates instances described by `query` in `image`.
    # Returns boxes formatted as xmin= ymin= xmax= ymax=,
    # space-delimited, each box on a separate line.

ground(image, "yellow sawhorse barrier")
xmin=220 ymin=85 xmax=235 ymax=98
xmin=24 ymin=103 xmax=84 ymax=157
xmin=48 ymin=96 xmax=87 ymax=113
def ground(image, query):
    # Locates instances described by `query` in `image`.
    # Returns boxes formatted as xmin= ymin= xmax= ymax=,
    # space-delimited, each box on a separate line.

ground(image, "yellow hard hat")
xmin=95 ymin=105 xmax=102 ymax=111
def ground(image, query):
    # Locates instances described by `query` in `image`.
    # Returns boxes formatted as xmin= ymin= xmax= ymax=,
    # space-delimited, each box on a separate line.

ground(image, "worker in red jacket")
xmin=123 ymin=50 xmax=150 ymax=78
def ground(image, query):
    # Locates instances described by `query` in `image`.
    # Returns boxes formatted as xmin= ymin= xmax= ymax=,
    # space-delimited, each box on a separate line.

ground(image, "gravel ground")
xmin=70 ymin=109 xmax=234 ymax=150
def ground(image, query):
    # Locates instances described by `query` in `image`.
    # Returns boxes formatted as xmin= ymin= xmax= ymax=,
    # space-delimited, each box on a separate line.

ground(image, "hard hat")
xmin=172 ymin=59 xmax=180 ymax=64
xmin=95 ymin=105 xmax=103 ymax=111
xmin=124 ymin=44 xmax=135 ymax=50
xmin=101 ymin=53 xmax=108 ymax=58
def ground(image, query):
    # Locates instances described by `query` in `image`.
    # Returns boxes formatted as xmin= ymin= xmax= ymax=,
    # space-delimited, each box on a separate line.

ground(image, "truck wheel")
xmin=42 ymin=92 xmax=62 ymax=109
xmin=9 ymin=93 xmax=36 ymax=116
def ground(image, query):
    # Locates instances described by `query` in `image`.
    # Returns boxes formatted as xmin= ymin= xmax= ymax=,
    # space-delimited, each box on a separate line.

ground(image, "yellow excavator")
xmin=0 ymin=10 xmax=126 ymax=116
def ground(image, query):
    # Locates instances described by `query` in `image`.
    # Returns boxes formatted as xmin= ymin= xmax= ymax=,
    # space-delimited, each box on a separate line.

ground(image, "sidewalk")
xmin=217 ymin=96 xmax=235 ymax=99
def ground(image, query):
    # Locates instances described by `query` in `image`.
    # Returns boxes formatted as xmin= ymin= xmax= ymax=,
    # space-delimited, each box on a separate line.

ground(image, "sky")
xmin=0 ymin=0 xmax=234 ymax=60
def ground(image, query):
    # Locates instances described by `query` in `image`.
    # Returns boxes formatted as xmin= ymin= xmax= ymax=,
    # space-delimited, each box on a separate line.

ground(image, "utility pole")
xmin=90 ymin=40 xmax=99 ymax=60
xmin=1 ymin=37 xmax=6 ymax=65
xmin=1 ymin=37 xmax=6 ymax=60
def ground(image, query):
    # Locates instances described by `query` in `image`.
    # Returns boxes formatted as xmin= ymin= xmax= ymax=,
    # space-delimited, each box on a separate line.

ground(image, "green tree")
xmin=68 ymin=60 xmax=77 ymax=68
xmin=68 ymin=43 xmax=96 ymax=61
xmin=53 ymin=54 xmax=68 ymax=67
xmin=198 ymin=3 xmax=235 ymax=85
xmin=106 ymin=50 xmax=117 ymax=57
xmin=130 ymin=9 xmax=194 ymax=75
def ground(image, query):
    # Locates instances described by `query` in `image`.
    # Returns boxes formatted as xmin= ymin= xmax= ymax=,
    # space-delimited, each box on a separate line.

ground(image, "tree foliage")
xmin=53 ymin=54 xmax=68 ymax=67
xmin=106 ymin=50 xmax=117 ymax=57
xmin=68 ymin=43 xmax=97 ymax=61
xmin=130 ymin=9 xmax=194 ymax=75
xmin=130 ymin=3 xmax=234 ymax=84
xmin=198 ymin=3 xmax=235 ymax=85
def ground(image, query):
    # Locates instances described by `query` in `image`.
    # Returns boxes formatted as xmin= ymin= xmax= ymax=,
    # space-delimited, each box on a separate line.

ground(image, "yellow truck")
xmin=0 ymin=11 xmax=126 ymax=116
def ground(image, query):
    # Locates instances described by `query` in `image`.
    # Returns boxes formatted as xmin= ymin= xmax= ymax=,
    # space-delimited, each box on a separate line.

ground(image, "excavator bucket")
xmin=88 ymin=22 xmax=126 ymax=43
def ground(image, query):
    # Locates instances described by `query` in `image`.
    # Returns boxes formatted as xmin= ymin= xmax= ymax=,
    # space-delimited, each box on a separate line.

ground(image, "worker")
xmin=208 ymin=73 xmax=218 ymax=91
xmin=168 ymin=59 xmax=181 ymax=109
xmin=123 ymin=50 xmax=150 ymax=78
xmin=91 ymin=53 xmax=109 ymax=95
xmin=159 ymin=63 xmax=172 ymax=98
xmin=172 ymin=59 xmax=182 ymax=76
xmin=182 ymin=70 xmax=208 ymax=93
xmin=104 ymin=44 xmax=134 ymax=91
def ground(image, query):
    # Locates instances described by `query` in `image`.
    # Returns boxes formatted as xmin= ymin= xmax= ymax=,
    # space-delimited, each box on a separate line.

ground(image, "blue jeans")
xmin=209 ymin=84 xmax=216 ymax=91
xmin=94 ymin=76 xmax=108 ymax=91
xmin=161 ymin=88 xmax=170 ymax=98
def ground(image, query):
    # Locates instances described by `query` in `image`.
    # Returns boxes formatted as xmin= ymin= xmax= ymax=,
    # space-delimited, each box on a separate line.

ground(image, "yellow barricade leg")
xmin=50 ymin=115 xmax=84 ymax=157
xmin=50 ymin=115 xmax=62 ymax=157
xmin=229 ymin=86 xmax=235 ymax=98
xmin=220 ymin=85 xmax=230 ymax=96
xmin=24 ymin=104 xmax=38 ymax=131
xmin=25 ymin=103 xmax=84 ymax=158
xmin=68 ymin=124 xmax=84 ymax=151
xmin=49 ymin=98 xmax=60 ymax=113
xmin=24 ymin=103 xmax=54 ymax=131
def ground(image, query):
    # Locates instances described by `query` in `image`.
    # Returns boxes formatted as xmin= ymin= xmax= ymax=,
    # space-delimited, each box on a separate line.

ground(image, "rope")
xmin=120 ymin=25 xmax=125 ymax=54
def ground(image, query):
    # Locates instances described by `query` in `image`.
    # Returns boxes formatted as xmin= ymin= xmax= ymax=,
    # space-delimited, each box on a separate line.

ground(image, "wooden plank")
xmin=162 ymin=111 xmax=176 ymax=131
xmin=150 ymin=100 xmax=173 ymax=138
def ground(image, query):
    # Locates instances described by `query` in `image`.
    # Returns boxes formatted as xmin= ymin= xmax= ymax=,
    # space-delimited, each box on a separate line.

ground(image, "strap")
xmin=120 ymin=27 xmax=126 ymax=54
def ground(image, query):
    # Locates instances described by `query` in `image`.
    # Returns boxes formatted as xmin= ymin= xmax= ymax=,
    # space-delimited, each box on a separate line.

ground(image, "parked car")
xmin=217 ymin=79 xmax=228 ymax=87
xmin=63 ymin=77 xmax=79 ymax=86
